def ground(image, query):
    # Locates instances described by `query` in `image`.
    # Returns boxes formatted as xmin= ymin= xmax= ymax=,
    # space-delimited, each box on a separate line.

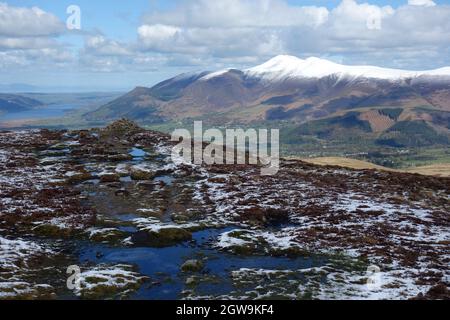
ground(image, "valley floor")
xmin=296 ymin=157 xmax=450 ymax=178
xmin=0 ymin=121 xmax=449 ymax=300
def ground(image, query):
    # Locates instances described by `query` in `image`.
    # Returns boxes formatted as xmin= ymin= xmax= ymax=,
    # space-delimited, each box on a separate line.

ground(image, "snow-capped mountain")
xmin=86 ymin=55 xmax=450 ymax=131
xmin=204 ymin=55 xmax=450 ymax=82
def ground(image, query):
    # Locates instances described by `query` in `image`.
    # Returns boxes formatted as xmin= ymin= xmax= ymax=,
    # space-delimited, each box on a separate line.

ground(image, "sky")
xmin=1 ymin=0 xmax=450 ymax=91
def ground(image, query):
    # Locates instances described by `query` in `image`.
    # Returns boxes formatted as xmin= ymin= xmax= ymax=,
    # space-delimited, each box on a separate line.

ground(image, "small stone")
xmin=185 ymin=276 xmax=197 ymax=285
xmin=115 ymin=189 xmax=130 ymax=197
xmin=66 ymin=171 xmax=92 ymax=184
xmin=99 ymin=173 xmax=120 ymax=183
xmin=181 ymin=259 xmax=204 ymax=273
xmin=131 ymin=169 xmax=155 ymax=181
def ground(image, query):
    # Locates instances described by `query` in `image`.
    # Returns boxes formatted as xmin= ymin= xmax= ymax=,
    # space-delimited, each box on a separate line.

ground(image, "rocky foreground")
xmin=0 ymin=120 xmax=448 ymax=300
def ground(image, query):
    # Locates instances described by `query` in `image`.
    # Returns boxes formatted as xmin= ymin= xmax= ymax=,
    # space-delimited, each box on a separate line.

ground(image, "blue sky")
xmin=1 ymin=0 xmax=450 ymax=91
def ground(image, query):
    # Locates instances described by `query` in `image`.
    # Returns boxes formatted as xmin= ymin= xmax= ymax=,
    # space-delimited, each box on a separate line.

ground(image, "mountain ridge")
xmin=0 ymin=93 xmax=43 ymax=114
xmin=242 ymin=55 xmax=450 ymax=82
xmin=84 ymin=55 xmax=450 ymax=149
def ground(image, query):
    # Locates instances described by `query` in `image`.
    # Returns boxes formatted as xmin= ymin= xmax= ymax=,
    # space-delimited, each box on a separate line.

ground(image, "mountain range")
xmin=0 ymin=94 xmax=43 ymax=114
xmin=84 ymin=55 xmax=450 ymax=148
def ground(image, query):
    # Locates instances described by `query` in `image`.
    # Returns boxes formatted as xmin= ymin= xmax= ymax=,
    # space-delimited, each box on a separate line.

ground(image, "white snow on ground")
xmin=1 ymin=129 xmax=448 ymax=300
xmin=32 ymin=215 xmax=93 ymax=232
xmin=217 ymin=230 xmax=254 ymax=248
xmin=0 ymin=236 xmax=51 ymax=270
xmin=132 ymin=217 xmax=201 ymax=233
xmin=195 ymin=163 xmax=449 ymax=300
xmin=131 ymin=163 xmax=158 ymax=172
xmin=115 ymin=163 xmax=130 ymax=175
xmin=86 ymin=227 xmax=122 ymax=238
xmin=224 ymin=267 xmax=435 ymax=300
xmin=216 ymin=228 xmax=299 ymax=251
xmin=0 ymin=236 xmax=56 ymax=299
xmin=0 ymin=282 xmax=54 ymax=299
xmin=74 ymin=264 xmax=148 ymax=298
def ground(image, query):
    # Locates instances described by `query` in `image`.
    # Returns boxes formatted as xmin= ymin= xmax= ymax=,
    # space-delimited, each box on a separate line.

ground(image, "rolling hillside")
xmin=83 ymin=55 xmax=450 ymax=151
xmin=0 ymin=94 xmax=43 ymax=114
xmin=297 ymin=156 xmax=450 ymax=177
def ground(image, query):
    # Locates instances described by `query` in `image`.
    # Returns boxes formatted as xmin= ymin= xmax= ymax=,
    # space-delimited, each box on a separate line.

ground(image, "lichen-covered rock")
xmin=114 ymin=189 xmax=130 ymax=197
xmin=87 ymin=228 xmax=128 ymax=244
xmin=99 ymin=173 xmax=120 ymax=183
xmin=66 ymin=170 xmax=92 ymax=184
xmin=185 ymin=276 xmax=198 ymax=286
xmin=100 ymin=119 xmax=142 ymax=139
xmin=130 ymin=228 xmax=192 ymax=247
xmin=149 ymin=228 xmax=192 ymax=245
xmin=131 ymin=218 xmax=195 ymax=247
xmin=32 ymin=224 xmax=74 ymax=238
xmin=181 ymin=259 xmax=204 ymax=273
xmin=130 ymin=168 xmax=155 ymax=181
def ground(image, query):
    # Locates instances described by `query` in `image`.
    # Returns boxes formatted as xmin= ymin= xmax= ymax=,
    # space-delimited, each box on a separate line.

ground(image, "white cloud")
xmin=137 ymin=0 xmax=328 ymax=58
xmin=138 ymin=24 xmax=181 ymax=44
xmin=0 ymin=37 xmax=56 ymax=50
xmin=134 ymin=0 xmax=450 ymax=70
xmin=0 ymin=48 xmax=73 ymax=70
xmin=3 ymin=0 xmax=450 ymax=78
xmin=0 ymin=2 xmax=72 ymax=71
xmin=0 ymin=2 xmax=64 ymax=37
xmin=408 ymin=0 xmax=436 ymax=7
xmin=143 ymin=0 xmax=329 ymax=28
xmin=79 ymin=34 xmax=171 ymax=73
xmin=85 ymin=35 xmax=131 ymax=56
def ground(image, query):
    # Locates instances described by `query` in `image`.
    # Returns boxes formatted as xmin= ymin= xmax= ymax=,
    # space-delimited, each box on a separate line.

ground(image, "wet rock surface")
xmin=0 ymin=120 xmax=449 ymax=300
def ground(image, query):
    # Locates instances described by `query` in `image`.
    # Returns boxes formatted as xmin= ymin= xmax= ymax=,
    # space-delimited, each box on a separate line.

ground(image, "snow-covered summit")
xmin=244 ymin=55 xmax=450 ymax=82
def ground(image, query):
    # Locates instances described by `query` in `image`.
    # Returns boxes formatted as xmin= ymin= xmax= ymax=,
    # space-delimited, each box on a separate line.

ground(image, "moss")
xmin=80 ymin=282 xmax=141 ymax=300
xmin=131 ymin=228 xmax=192 ymax=247
xmin=229 ymin=245 xmax=257 ymax=255
xmin=84 ymin=276 xmax=108 ymax=284
xmin=270 ymin=246 xmax=311 ymax=258
xmin=32 ymin=224 xmax=74 ymax=238
xmin=154 ymin=228 xmax=192 ymax=244
xmin=327 ymin=253 xmax=369 ymax=273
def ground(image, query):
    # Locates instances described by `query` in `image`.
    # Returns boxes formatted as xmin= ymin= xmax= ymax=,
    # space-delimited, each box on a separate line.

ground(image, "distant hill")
xmin=0 ymin=94 xmax=43 ymax=114
xmin=84 ymin=55 xmax=450 ymax=148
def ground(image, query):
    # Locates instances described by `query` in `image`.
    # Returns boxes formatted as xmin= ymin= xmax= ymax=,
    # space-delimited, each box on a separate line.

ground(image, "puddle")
xmin=154 ymin=175 xmax=175 ymax=186
xmin=115 ymin=213 xmax=141 ymax=222
xmin=78 ymin=227 xmax=326 ymax=299
xmin=34 ymin=141 xmax=327 ymax=300
xmin=120 ymin=176 xmax=132 ymax=183
xmin=118 ymin=226 xmax=138 ymax=233
xmin=130 ymin=147 xmax=147 ymax=161
xmin=84 ymin=179 xmax=100 ymax=185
